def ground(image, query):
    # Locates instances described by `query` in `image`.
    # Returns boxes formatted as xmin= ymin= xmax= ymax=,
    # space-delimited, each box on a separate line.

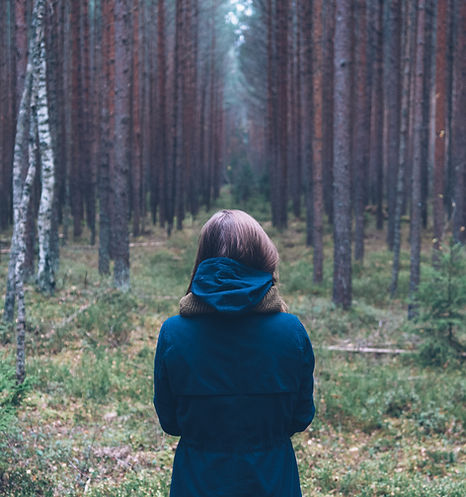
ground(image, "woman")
xmin=154 ymin=209 xmax=315 ymax=497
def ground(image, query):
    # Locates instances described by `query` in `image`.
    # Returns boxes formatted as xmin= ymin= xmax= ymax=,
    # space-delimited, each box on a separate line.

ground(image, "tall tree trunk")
xmin=70 ymin=0 xmax=83 ymax=238
xmin=4 ymin=68 xmax=33 ymax=324
xmin=62 ymin=0 xmax=72 ymax=244
xmin=156 ymin=0 xmax=168 ymax=228
xmin=385 ymin=0 xmax=402 ymax=250
xmin=15 ymin=0 xmax=44 ymax=383
xmin=312 ymin=0 xmax=324 ymax=282
xmin=451 ymin=0 xmax=466 ymax=244
xmin=131 ymin=0 xmax=142 ymax=237
xmin=353 ymin=0 xmax=369 ymax=262
xmin=433 ymin=0 xmax=448 ymax=261
xmin=17 ymin=106 xmax=39 ymax=384
xmin=170 ymin=0 xmax=183 ymax=233
xmin=113 ymin=0 xmax=131 ymax=289
xmin=420 ymin=0 xmax=434 ymax=229
xmin=322 ymin=0 xmax=335 ymax=224
xmin=267 ymin=0 xmax=278 ymax=226
xmin=298 ymin=0 xmax=313 ymax=246
xmin=294 ymin=7 xmax=302 ymax=220
xmin=391 ymin=0 xmax=416 ymax=296
xmin=370 ymin=0 xmax=384 ymax=230
xmin=98 ymin=0 xmax=112 ymax=275
xmin=81 ymin=0 xmax=94 ymax=242
xmin=36 ymin=0 xmax=56 ymax=294
xmin=276 ymin=0 xmax=289 ymax=229
xmin=333 ymin=0 xmax=353 ymax=309
xmin=409 ymin=0 xmax=427 ymax=319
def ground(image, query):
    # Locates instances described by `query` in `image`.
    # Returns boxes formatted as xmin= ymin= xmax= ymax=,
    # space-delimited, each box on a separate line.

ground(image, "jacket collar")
xmin=179 ymin=285 xmax=287 ymax=317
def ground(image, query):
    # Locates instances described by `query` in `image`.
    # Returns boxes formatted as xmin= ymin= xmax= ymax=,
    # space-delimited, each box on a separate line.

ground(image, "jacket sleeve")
xmin=290 ymin=322 xmax=316 ymax=435
xmin=153 ymin=324 xmax=181 ymax=436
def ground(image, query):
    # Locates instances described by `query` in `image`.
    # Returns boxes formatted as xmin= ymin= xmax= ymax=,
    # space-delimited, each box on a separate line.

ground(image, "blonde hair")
xmin=188 ymin=210 xmax=279 ymax=292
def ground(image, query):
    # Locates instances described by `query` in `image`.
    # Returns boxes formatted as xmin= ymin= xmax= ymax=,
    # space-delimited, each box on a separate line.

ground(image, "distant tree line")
xmin=237 ymin=0 xmax=466 ymax=308
xmin=0 ymin=0 xmax=465 ymax=320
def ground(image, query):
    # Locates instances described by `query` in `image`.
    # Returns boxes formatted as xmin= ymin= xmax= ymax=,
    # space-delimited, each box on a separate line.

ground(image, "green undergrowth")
xmin=0 ymin=194 xmax=464 ymax=496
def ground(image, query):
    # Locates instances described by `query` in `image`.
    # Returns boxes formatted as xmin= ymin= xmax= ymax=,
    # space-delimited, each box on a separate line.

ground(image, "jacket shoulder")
xmin=267 ymin=312 xmax=310 ymax=345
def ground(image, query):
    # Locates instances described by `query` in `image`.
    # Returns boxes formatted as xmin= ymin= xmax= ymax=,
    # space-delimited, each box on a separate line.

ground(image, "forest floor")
xmin=0 ymin=193 xmax=465 ymax=496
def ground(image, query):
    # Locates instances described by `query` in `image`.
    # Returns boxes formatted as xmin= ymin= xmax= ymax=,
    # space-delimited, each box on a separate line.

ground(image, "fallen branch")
xmin=60 ymin=240 xmax=165 ymax=251
xmin=323 ymin=345 xmax=411 ymax=355
xmin=54 ymin=288 xmax=113 ymax=329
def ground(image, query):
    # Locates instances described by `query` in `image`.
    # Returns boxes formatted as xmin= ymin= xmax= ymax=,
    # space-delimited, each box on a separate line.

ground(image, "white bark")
xmin=3 ymin=68 xmax=33 ymax=322
xmin=35 ymin=0 xmax=56 ymax=293
xmin=12 ymin=0 xmax=42 ymax=383
xmin=16 ymin=102 xmax=39 ymax=384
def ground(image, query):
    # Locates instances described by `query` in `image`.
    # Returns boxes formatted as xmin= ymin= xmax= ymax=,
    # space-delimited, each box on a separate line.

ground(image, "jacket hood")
xmin=191 ymin=257 xmax=273 ymax=314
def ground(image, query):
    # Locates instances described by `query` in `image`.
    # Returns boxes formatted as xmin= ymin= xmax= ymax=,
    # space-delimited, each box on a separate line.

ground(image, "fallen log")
xmin=324 ymin=345 xmax=411 ymax=355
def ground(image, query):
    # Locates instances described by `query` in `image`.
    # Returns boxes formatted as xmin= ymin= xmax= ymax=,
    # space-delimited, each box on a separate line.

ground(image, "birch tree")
xmin=17 ymin=103 xmax=39 ymax=384
xmin=36 ymin=0 xmax=56 ymax=294
xmin=3 ymin=70 xmax=33 ymax=324
xmin=13 ymin=0 xmax=45 ymax=383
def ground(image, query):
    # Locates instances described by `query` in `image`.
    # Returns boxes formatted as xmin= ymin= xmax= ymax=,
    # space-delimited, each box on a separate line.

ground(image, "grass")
xmin=0 ymin=193 xmax=465 ymax=496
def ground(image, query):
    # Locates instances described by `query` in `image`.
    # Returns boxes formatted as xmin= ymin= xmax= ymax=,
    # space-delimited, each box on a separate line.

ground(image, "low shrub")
xmin=413 ymin=241 xmax=466 ymax=364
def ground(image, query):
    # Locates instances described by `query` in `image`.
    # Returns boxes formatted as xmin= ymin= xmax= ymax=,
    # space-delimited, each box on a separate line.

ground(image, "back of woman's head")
xmin=188 ymin=210 xmax=279 ymax=290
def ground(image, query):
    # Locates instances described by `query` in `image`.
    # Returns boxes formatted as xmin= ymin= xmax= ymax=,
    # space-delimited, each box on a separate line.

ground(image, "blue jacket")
xmin=154 ymin=257 xmax=315 ymax=497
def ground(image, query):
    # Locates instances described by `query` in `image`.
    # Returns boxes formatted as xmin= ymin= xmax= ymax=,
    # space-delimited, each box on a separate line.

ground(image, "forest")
xmin=0 ymin=0 xmax=465 ymax=495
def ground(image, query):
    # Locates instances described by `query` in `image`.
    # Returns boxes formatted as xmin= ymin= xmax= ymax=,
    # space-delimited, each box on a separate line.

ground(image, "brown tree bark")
xmin=333 ymin=0 xmax=353 ymax=309
xmin=451 ymin=0 xmax=466 ymax=244
xmin=433 ymin=0 xmax=448 ymax=260
xmin=312 ymin=0 xmax=324 ymax=282
xmin=98 ymin=0 xmax=112 ymax=275
xmin=276 ymin=0 xmax=289 ymax=229
xmin=113 ymin=0 xmax=131 ymax=289
xmin=266 ymin=0 xmax=278 ymax=226
xmin=353 ymin=0 xmax=370 ymax=262
xmin=156 ymin=0 xmax=168 ymax=228
xmin=70 ymin=0 xmax=83 ymax=239
xmin=81 ymin=0 xmax=95 ymax=243
xmin=299 ymin=0 xmax=313 ymax=246
xmin=391 ymin=0 xmax=416 ymax=296
xmin=370 ymin=0 xmax=384 ymax=230
xmin=131 ymin=0 xmax=142 ymax=237
xmin=173 ymin=0 xmax=184 ymax=231
xmin=322 ymin=0 xmax=335 ymax=225
xmin=409 ymin=0 xmax=427 ymax=318
xmin=420 ymin=0 xmax=435 ymax=229
xmin=385 ymin=0 xmax=402 ymax=250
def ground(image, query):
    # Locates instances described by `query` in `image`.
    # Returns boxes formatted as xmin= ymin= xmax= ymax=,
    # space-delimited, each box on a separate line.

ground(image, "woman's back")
xmin=154 ymin=254 xmax=315 ymax=497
